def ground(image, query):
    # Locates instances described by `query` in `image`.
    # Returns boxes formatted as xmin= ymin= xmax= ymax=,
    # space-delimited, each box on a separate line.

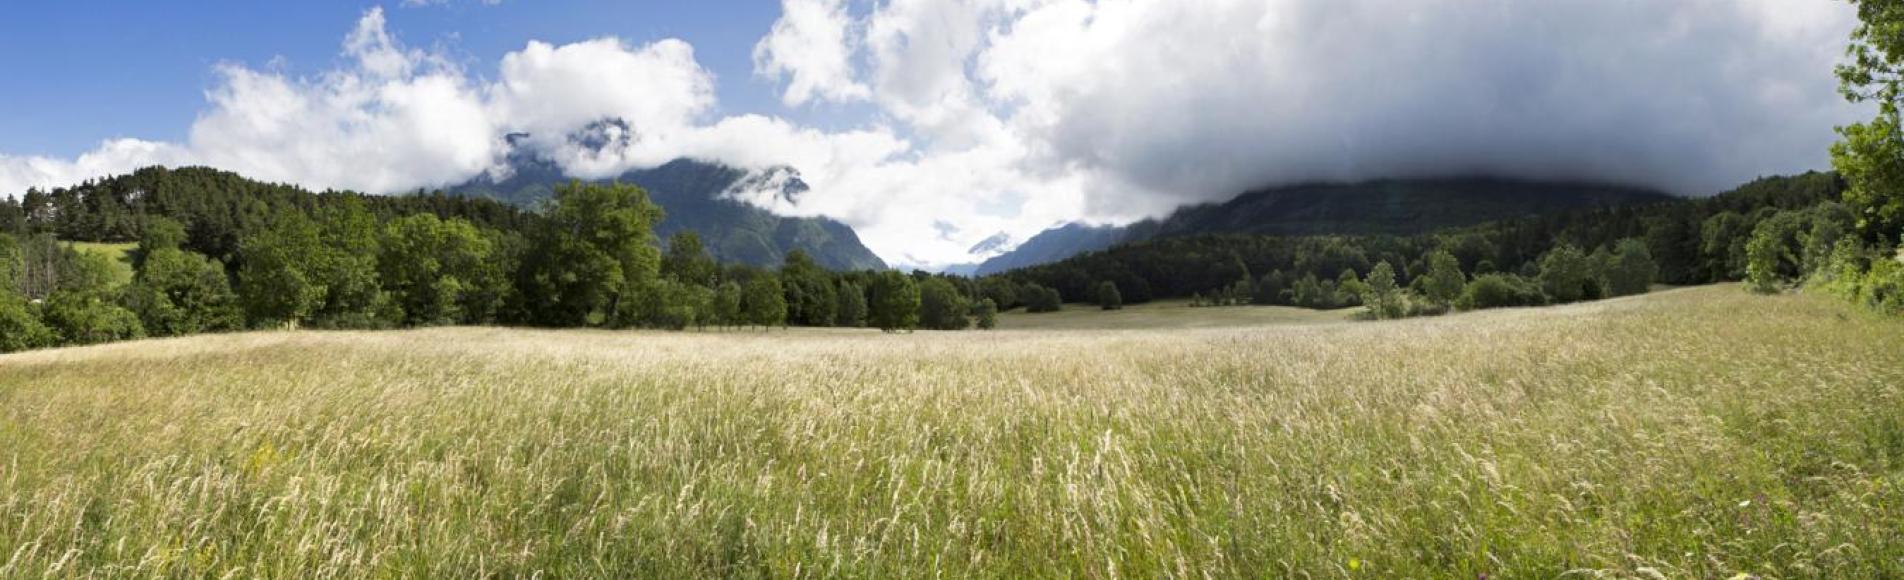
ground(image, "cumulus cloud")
xmin=746 ymin=0 xmax=1871 ymax=266
xmin=0 ymin=1 xmax=1874 ymax=269
xmin=753 ymin=0 xmax=870 ymax=106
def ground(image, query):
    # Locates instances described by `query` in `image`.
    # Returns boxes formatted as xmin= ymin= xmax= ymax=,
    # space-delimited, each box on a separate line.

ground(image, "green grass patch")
xmin=65 ymin=241 xmax=137 ymax=288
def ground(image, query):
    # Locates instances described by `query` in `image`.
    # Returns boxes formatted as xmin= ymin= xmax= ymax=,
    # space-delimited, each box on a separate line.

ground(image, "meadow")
xmin=1 ymin=286 xmax=1901 ymax=577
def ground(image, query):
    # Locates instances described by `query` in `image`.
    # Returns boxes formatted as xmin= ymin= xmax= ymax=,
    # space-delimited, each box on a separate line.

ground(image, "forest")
xmin=2 ymin=160 xmax=1901 ymax=354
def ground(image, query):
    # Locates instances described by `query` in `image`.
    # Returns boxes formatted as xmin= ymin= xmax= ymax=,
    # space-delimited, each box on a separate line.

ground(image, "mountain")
xmin=449 ymin=153 xmax=887 ymax=271
xmin=970 ymin=223 xmax=1130 ymax=276
xmin=964 ymin=178 xmax=1669 ymax=275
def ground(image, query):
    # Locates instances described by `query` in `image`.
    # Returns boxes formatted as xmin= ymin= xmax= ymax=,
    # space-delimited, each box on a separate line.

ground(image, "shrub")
xmin=42 ymin=291 xmax=145 ymax=346
xmin=1096 ymin=281 xmax=1123 ymax=311
xmin=1459 ymin=274 xmax=1546 ymax=310
xmin=0 ymin=294 xmax=55 ymax=352
xmin=973 ymin=298 xmax=998 ymax=330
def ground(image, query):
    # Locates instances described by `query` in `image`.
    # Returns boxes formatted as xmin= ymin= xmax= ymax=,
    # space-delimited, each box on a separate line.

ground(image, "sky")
xmin=0 ymin=0 xmax=1874 ymax=269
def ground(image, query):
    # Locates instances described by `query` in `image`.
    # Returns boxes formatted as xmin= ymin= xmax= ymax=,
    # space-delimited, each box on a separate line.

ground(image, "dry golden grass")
xmin=2 ymin=286 xmax=1901 ymax=577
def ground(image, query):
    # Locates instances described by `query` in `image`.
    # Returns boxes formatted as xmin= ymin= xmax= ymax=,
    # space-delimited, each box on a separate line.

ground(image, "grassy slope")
xmin=66 ymin=241 xmax=137 ymax=288
xmin=2 ymin=286 xmax=1901 ymax=577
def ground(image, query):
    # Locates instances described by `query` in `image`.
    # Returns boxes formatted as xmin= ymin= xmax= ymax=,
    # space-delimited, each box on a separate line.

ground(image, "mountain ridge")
xmin=955 ymin=177 xmax=1671 ymax=276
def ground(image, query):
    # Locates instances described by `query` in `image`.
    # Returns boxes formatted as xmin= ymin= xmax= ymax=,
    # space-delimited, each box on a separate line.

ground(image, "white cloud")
xmin=0 ymin=1 xmax=1874 ymax=270
xmin=488 ymin=37 xmax=717 ymax=177
xmin=753 ymin=0 xmax=870 ymax=106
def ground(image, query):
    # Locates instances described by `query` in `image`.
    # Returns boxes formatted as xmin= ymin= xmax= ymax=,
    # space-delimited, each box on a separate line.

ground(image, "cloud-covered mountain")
xmin=449 ymin=145 xmax=886 ymax=271
xmin=959 ymin=178 xmax=1669 ymax=276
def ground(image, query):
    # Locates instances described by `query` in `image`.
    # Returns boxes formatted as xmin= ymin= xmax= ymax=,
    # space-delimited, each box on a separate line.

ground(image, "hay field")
xmin=2 ymin=286 xmax=1901 ymax=577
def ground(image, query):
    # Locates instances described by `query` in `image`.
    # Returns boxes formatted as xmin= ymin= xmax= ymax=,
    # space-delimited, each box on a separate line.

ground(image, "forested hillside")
xmin=0 ymin=167 xmax=986 ymax=354
xmin=981 ymin=172 xmax=1861 ymax=316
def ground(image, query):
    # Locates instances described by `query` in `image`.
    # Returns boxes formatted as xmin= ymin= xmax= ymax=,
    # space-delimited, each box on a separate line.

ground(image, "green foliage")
xmin=130 ymin=216 xmax=188 ymax=270
xmin=517 ymin=181 xmax=665 ymax=327
xmin=1538 ymin=244 xmax=1601 ymax=304
xmin=41 ymin=291 xmax=144 ymax=345
xmin=779 ymin=250 xmax=837 ymax=327
xmin=0 ymin=292 xmax=55 ymax=353
xmin=1252 ymin=270 xmax=1288 ymax=305
xmin=661 ymin=231 xmax=718 ymax=286
xmin=1856 ymin=254 xmax=1904 ymax=315
xmin=620 ymin=278 xmax=712 ymax=330
xmin=712 ymin=281 xmax=744 ymax=328
xmin=974 ymin=298 xmax=998 ymax=330
xmin=1023 ymin=284 xmax=1063 ymax=313
xmin=123 ymin=247 xmax=241 ymax=337
xmin=918 ymin=277 xmax=971 ymax=331
xmin=239 ymin=212 xmax=328 ymax=327
xmin=1361 ymin=262 xmax=1404 ymax=319
xmin=978 ymin=276 xmax=1022 ymax=311
xmin=306 ymin=199 xmax=396 ymax=329
xmin=1604 ymin=239 xmax=1658 ymax=297
xmin=868 ymin=271 xmax=921 ymax=332
xmin=742 ymin=274 xmax=788 ymax=329
xmin=1834 ymin=0 xmax=1904 ymax=237
xmin=1746 ymin=212 xmax=1808 ymax=294
xmin=1457 ymin=273 xmax=1546 ymax=310
xmin=379 ymin=214 xmax=509 ymax=326
xmin=1701 ymin=211 xmax=1752 ymax=280
xmin=834 ymin=282 xmax=867 ymax=328
xmin=1096 ymin=281 xmax=1124 ymax=311
xmin=1419 ymin=250 xmax=1466 ymax=306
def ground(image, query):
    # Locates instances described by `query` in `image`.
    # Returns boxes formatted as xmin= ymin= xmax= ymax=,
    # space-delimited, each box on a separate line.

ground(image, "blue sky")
xmin=0 ymin=1 xmax=1870 ymax=268
xmin=0 ymin=1 xmax=804 ymax=157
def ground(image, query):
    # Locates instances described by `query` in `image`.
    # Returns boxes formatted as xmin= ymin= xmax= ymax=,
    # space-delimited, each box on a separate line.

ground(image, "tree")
xmin=379 ymin=214 xmax=505 ymax=326
xmin=1419 ymin=250 xmax=1466 ymax=307
xmin=620 ymin=278 xmax=705 ymax=330
xmin=918 ymin=277 xmax=970 ymax=330
xmin=1096 ymin=281 xmax=1123 ymax=311
xmin=712 ymin=281 xmax=743 ymax=329
xmin=124 ymin=247 xmax=241 ymax=337
xmin=1701 ymin=212 xmax=1752 ymax=280
xmin=868 ymin=271 xmax=921 ymax=332
xmin=1746 ymin=211 xmax=1807 ymax=293
xmin=1253 ymin=270 xmax=1288 ymax=305
xmin=742 ymin=274 xmax=787 ymax=330
xmin=1604 ymin=238 xmax=1658 ymax=297
xmin=979 ymin=277 xmax=1022 ymax=311
xmin=835 ymin=281 xmax=868 ymax=327
xmin=309 ymin=198 xmax=393 ymax=328
xmin=661 ymin=231 xmax=717 ymax=286
xmin=1833 ymin=0 xmax=1904 ymax=238
xmin=239 ymin=211 xmax=327 ymax=327
xmin=517 ymin=181 xmax=664 ymax=327
xmin=1023 ymin=284 xmax=1063 ymax=313
xmin=974 ymin=298 xmax=998 ymax=330
xmin=1335 ymin=269 xmax=1368 ymax=308
xmin=1538 ymin=244 xmax=1599 ymax=303
xmin=779 ymin=250 xmax=837 ymax=327
xmin=1361 ymin=261 xmax=1404 ymax=319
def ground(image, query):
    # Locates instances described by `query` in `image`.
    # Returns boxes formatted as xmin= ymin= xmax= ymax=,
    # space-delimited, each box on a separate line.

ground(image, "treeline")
xmin=0 ymin=168 xmax=1003 ymax=353
xmin=987 ymin=172 xmax=1885 ymax=318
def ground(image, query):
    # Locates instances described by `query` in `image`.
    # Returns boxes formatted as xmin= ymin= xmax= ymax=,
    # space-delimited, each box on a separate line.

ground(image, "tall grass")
xmin=1 ymin=286 xmax=1900 ymax=577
